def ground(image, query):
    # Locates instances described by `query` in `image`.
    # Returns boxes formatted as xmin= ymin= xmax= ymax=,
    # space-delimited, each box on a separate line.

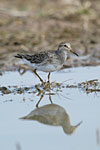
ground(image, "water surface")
xmin=0 ymin=66 xmax=100 ymax=150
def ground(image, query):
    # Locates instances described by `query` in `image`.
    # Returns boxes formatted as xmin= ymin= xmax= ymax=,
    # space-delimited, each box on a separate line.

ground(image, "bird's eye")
xmin=64 ymin=45 xmax=68 ymax=48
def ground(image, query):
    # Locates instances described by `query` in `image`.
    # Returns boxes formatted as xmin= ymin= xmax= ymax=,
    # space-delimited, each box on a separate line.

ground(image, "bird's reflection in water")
xmin=21 ymin=95 xmax=82 ymax=135
xmin=36 ymin=92 xmax=53 ymax=108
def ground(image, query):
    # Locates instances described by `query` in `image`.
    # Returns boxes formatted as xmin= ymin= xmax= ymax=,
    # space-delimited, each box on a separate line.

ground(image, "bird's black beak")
xmin=70 ymin=49 xmax=79 ymax=56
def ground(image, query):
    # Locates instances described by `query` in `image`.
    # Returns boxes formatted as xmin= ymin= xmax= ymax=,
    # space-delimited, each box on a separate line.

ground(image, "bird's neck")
xmin=61 ymin=114 xmax=74 ymax=134
xmin=57 ymin=49 xmax=67 ymax=63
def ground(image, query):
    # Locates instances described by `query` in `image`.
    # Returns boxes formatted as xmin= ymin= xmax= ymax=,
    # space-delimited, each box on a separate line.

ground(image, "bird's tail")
xmin=15 ymin=54 xmax=24 ymax=59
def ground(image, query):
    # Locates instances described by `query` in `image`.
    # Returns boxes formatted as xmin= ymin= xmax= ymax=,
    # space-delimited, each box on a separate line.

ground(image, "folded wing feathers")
xmin=15 ymin=53 xmax=49 ymax=64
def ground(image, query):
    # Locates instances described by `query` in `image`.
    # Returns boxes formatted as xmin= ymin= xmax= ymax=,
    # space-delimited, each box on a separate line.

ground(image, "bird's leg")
xmin=36 ymin=93 xmax=44 ymax=108
xmin=49 ymin=95 xmax=53 ymax=104
xmin=48 ymin=72 xmax=51 ymax=83
xmin=34 ymin=69 xmax=44 ymax=84
xmin=47 ymin=72 xmax=51 ymax=89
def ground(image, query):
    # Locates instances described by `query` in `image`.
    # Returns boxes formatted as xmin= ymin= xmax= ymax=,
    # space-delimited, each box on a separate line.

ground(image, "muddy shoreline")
xmin=0 ymin=0 xmax=100 ymax=71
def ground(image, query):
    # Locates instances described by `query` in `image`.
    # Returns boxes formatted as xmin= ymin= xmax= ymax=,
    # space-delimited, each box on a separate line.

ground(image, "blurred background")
xmin=0 ymin=0 xmax=100 ymax=71
xmin=0 ymin=1 xmax=100 ymax=150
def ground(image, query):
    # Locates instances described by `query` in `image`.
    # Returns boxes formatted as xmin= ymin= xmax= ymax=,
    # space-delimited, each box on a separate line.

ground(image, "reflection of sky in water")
xmin=0 ymin=66 xmax=100 ymax=150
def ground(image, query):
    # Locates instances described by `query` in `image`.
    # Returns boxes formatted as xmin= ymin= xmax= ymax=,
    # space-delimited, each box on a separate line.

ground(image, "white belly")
xmin=22 ymin=58 xmax=63 ymax=72
xmin=36 ymin=64 xmax=62 ymax=72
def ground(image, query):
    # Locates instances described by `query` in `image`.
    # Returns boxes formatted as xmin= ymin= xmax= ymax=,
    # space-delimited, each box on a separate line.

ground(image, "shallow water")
xmin=0 ymin=66 xmax=100 ymax=150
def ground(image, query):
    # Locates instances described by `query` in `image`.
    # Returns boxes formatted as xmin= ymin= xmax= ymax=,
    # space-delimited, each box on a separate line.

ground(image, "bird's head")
xmin=63 ymin=120 xmax=82 ymax=135
xmin=58 ymin=42 xmax=78 ymax=56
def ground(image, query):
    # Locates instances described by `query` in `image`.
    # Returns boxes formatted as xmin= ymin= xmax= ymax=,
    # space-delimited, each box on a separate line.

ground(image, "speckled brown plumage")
xmin=15 ymin=42 xmax=78 ymax=84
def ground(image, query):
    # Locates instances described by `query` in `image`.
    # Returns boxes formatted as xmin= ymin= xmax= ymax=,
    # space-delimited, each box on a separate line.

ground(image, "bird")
xmin=15 ymin=42 xmax=78 ymax=85
xmin=20 ymin=104 xmax=82 ymax=135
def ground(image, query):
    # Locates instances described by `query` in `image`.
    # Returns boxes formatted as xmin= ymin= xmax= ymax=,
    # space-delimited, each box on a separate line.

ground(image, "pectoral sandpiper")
xmin=15 ymin=42 xmax=78 ymax=85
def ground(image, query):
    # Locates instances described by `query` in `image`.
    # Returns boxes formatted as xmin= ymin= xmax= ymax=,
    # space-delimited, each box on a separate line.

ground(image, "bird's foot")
xmin=41 ymin=81 xmax=51 ymax=90
xmin=47 ymin=81 xmax=51 ymax=89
